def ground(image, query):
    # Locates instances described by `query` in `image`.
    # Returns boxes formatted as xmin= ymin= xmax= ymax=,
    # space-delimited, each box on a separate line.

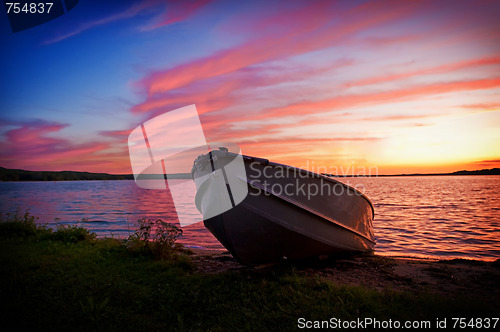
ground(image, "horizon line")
xmin=1 ymin=166 xmax=499 ymax=179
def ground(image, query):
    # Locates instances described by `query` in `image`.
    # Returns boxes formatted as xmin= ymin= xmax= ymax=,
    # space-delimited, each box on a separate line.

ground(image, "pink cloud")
xmin=0 ymin=120 xmax=129 ymax=173
xmin=5 ymin=122 xmax=68 ymax=146
xmin=43 ymin=0 xmax=212 ymax=44
xmin=132 ymin=58 xmax=355 ymax=115
xmin=140 ymin=0 xmax=213 ymax=30
xmin=99 ymin=129 xmax=133 ymax=142
xmin=43 ymin=0 xmax=161 ymax=44
xmin=140 ymin=0 xmax=420 ymax=96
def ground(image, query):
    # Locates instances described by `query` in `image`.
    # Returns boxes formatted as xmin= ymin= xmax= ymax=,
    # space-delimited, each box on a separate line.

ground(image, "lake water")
xmin=1 ymin=176 xmax=499 ymax=261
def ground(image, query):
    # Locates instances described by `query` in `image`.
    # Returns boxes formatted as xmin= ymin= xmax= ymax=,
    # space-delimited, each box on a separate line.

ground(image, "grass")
xmin=0 ymin=211 xmax=498 ymax=331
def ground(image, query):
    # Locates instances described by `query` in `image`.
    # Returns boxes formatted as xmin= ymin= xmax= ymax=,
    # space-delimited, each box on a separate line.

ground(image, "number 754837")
xmin=5 ymin=2 xmax=53 ymax=14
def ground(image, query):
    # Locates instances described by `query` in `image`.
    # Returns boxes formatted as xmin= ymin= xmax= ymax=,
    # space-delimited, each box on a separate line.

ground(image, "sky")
xmin=1 ymin=0 xmax=499 ymax=175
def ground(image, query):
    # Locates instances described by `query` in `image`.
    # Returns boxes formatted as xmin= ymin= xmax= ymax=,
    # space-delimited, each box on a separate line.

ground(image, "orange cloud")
xmin=348 ymin=56 xmax=500 ymax=88
xmin=257 ymin=78 xmax=500 ymax=119
xmin=460 ymin=103 xmax=500 ymax=112
xmin=469 ymin=159 xmax=500 ymax=168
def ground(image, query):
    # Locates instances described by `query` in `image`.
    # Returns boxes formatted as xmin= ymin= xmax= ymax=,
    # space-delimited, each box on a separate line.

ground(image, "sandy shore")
xmin=190 ymin=249 xmax=500 ymax=305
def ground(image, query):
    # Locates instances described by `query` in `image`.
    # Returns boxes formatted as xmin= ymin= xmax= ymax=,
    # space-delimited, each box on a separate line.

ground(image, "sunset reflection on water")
xmin=1 ymin=176 xmax=499 ymax=260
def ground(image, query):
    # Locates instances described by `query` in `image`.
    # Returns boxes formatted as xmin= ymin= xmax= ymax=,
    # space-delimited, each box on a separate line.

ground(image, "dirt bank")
xmin=190 ymin=249 xmax=500 ymax=305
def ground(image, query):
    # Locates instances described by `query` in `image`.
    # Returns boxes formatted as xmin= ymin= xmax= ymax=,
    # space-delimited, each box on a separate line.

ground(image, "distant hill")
xmin=0 ymin=167 xmax=134 ymax=181
xmin=387 ymin=168 xmax=500 ymax=177
xmin=450 ymin=168 xmax=500 ymax=175
xmin=324 ymin=168 xmax=500 ymax=177
xmin=0 ymin=167 xmax=193 ymax=181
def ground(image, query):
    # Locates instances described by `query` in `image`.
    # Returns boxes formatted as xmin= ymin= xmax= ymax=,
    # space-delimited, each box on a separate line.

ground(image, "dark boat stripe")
xmin=221 ymin=167 xmax=236 ymax=208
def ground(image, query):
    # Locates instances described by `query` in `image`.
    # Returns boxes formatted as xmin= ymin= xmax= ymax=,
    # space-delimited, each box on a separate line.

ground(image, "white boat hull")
xmin=192 ymin=151 xmax=375 ymax=265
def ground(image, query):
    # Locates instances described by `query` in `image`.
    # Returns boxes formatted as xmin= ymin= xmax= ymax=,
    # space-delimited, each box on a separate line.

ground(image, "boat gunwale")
xmin=192 ymin=149 xmax=376 ymax=219
xmin=241 ymin=155 xmax=375 ymax=219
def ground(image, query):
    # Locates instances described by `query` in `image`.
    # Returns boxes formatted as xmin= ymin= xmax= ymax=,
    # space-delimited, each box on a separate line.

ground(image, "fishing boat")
xmin=191 ymin=147 xmax=375 ymax=265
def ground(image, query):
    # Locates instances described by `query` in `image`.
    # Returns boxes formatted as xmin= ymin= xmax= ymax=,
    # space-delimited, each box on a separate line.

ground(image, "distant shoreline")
xmin=323 ymin=168 xmax=500 ymax=178
xmin=0 ymin=166 xmax=499 ymax=182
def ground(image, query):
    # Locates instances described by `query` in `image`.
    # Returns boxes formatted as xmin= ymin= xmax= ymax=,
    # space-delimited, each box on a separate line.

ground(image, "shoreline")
xmin=1 ymin=166 xmax=499 ymax=181
xmin=185 ymin=245 xmax=500 ymax=263
xmin=190 ymin=249 xmax=500 ymax=304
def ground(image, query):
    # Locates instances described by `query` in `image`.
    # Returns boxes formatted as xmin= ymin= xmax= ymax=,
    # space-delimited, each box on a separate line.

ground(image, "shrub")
xmin=0 ymin=209 xmax=96 ymax=243
xmin=1 ymin=211 xmax=186 ymax=262
xmin=0 ymin=209 xmax=49 ymax=238
xmin=126 ymin=218 xmax=183 ymax=260
xmin=52 ymin=224 xmax=97 ymax=244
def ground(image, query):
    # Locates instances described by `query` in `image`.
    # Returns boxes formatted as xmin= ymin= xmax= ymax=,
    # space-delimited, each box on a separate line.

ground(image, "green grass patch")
xmin=0 ymin=211 xmax=497 ymax=331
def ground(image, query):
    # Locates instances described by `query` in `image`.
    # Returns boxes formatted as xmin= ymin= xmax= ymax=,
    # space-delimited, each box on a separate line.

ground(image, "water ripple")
xmin=1 ymin=176 xmax=499 ymax=261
